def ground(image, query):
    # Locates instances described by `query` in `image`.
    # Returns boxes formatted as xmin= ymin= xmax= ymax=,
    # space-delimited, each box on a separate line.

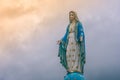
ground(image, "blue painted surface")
xmin=64 ymin=72 xmax=85 ymax=80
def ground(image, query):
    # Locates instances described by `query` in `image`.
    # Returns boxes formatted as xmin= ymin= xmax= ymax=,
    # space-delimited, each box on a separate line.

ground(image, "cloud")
xmin=0 ymin=0 xmax=120 ymax=80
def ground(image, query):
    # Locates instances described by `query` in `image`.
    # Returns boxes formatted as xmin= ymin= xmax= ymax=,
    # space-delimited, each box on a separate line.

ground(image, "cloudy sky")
xmin=0 ymin=0 xmax=120 ymax=80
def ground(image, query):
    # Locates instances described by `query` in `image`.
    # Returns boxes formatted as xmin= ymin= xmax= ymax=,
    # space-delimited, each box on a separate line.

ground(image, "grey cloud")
xmin=0 ymin=0 xmax=120 ymax=80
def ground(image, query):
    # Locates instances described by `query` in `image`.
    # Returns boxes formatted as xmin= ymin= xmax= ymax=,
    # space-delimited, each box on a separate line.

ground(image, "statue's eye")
xmin=70 ymin=14 xmax=74 ymax=17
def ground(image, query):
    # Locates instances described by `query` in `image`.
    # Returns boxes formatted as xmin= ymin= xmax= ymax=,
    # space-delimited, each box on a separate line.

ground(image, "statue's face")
xmin=69 ymin=12 xmax=75 ymax=22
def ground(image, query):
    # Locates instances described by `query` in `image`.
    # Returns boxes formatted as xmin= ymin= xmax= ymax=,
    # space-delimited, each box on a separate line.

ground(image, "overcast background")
xmin=0 ymin=0 xmax=120 ymax=80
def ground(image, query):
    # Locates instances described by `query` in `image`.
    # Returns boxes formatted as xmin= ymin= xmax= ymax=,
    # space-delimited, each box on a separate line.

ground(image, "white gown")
xmin=66 ymin=22 xmax=81 ymax=72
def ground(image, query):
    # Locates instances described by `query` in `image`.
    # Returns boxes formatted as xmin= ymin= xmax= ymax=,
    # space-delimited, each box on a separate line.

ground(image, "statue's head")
xmin=69 ymin=11 xmax=79 ymax=23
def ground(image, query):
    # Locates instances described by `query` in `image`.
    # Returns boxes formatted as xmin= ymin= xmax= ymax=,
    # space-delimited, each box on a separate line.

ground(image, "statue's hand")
xmin=80 ymin=36 xmax=83 ymax=42
xmin=57 ymin=40 xmax=61 ymax=45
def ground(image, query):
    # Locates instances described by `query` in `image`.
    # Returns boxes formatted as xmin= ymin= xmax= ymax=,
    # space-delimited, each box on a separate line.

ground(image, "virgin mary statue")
xmin=57 ymin=11 xmax=86 ymax=74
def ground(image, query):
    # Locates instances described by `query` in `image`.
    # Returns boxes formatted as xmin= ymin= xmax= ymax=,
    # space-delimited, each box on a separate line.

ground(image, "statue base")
xmin=64 ymin=72 xmax=85 ymax=80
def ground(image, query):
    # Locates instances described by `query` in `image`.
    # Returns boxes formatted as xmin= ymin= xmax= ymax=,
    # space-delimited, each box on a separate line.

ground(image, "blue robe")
xmin=58 ymin=21 xmax=86 ymax=74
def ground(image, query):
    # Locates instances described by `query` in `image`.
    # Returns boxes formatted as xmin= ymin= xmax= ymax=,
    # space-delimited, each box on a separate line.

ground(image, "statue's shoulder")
xmin=77 ymin=21 xmax=82 ymax=26
xmin=66 ymin=23 xmax=70 ymax=30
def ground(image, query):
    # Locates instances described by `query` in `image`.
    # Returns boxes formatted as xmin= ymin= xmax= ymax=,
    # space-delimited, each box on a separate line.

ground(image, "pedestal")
xmin=64 ymin=72 xmax=85 ymax=80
